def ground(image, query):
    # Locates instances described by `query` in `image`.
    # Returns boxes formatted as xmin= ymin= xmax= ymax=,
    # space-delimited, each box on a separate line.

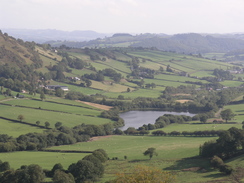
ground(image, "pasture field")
xmin=2 ymin=99 xmax=102 ymax=115
xmin=220 ymin=80 xmax=244 ymax=87
xmin=103 ymin=88 xmax=163 ymax=98
xmin=0 ymin=118 xmax=44 ymax=137
xmin=203 ymin=53 xmax=226 ymax=60
xmin=127 ymin=50 xmax=232 ymax=72
xmin=190 ymin=70 xmax=213 ymax=77
xmin=91 ymin=80 xmax=134 ymax=93
xmin=48 ymin=135 xmax=213 ymax=161
xmin=0 ymin=100 xmax=113 ymax=128
xmin=69 ymin=68 xmax=96 ymax=76
xmin=37 ymin=55 xmax=58 ymax=73
xmin=155 ymin=122 xmax=243 ymax=133
xmin=154 ymin=74 xmax=208 ymax=83
xmin=48 ymin=80 xmax=104 ymax=95
xmin=47 ymin=135 xmax=221 ymax=182
xmin=0 ymin=151 xmax=89 ymax=170
xmin=67 ymin=52 xmax=90 ymax=60
xmin=224 ymin=103 xmax=244 ymax=122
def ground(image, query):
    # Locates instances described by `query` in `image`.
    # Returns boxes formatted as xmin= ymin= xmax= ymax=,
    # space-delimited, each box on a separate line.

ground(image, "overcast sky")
xmin=1 ymin=0 xmax=244 ymax=34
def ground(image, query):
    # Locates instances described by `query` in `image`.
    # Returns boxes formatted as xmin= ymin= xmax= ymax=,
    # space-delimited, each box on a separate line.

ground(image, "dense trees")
xmin=200 ymin=127 xmax=244 ymax=158
xmin=0 ymin=164 xmax=45 ymax=183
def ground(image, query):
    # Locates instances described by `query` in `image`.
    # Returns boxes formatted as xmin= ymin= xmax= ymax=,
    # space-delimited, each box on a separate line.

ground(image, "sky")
xmin=0 ymin=0 xmax=244 ymax=34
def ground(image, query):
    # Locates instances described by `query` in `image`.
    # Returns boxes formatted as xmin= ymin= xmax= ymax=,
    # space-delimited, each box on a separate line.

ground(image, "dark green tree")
xmin=55 ymin=88 xmax=64 ymax=97
xmin=220 ymin=109 xmax=235 ymax=122
xmin=51 ymin=163 xmax=63 ymax=177
xmin=53 ymin=170 xmax=75 ymax=183
xmin=143 ymin=148 xmax=158 ymax=159
xmin=45 ymin=121 xmax=50 ymax=129
xmin=36 ymin=121 xmax=40 ymax=126
xmin=68 ymin=160 xmax=96 ymax=182
xmin=200 ymin=115 xmax=208 ymax=123
xmin=55 ymin=122 xmax=63 ymax=129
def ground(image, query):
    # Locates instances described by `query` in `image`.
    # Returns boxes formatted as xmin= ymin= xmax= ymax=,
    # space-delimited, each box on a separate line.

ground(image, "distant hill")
xmin=132 ymin=33 xmax=244 ymax=53
xmin=1 ymin=29 xmax=112 ymax=43
xmin=44 ymin=32 xmax=244 ymax=54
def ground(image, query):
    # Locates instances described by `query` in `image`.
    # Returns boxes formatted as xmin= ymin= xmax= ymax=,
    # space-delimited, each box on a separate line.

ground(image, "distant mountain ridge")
xmin=1 ymin=29 xmax=112 ymax=43
xmin=132 ymin=33 xmax=244 ymax=53
xmin=2 ymin=28 xmax=244 ymax=54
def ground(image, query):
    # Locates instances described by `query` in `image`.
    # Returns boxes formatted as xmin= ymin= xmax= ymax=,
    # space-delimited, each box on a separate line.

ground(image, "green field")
xmin=0 ymin=151 xmax=89 ymax=170
xmin=0 ymin=98 xmax=113 ymax=128
xmin=0 ymin=118 xmax=44 ymax=137
xmin=48 ymin=135 xmax=212 ymax=160
xmin=223 ymin=103 xmax=244 ymax=122
xmin=155 ymin=122 xmax=243 ymax=133
xmin=46 ymin=135 xmax=218 ymax=182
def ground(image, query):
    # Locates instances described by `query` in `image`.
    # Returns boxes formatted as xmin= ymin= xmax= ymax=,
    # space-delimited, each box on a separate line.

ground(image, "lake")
xmin=119 ymin=110 xmax=195 ymax=130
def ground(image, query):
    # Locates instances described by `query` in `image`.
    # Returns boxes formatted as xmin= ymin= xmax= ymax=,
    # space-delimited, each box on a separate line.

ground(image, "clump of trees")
xmin=0 ymin=164 xmax=45 ymax=183
xmin=210 ymin=155 xmax=233 ymax=175
xmin=200 ymin=127 xmax=244 ymax=159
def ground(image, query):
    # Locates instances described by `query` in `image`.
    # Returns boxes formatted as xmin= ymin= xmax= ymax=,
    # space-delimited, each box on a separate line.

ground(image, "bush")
xmin=210 ymin=156 xmax=224 ymax=169
xmin=219 ymin=164 xmax=233 ymax=175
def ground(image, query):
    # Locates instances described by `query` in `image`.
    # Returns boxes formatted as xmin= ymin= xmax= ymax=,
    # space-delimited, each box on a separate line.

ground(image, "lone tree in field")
xmin=36 ymin=121 xmax=40 ymax=126
xmin=45 ymin=121 xmax=50 ymax=128
xmin=40 ymin=91 xmax=46 ymax=101
xmin=143 ymin=148 xmax=158 ymax=160
xmin=17 ymin=114 xmax=24 ymax=122
xmin=220 ymin=109 xmax=235 ymax=122
xmin=55 ymin=122 xmax=62 ymax=129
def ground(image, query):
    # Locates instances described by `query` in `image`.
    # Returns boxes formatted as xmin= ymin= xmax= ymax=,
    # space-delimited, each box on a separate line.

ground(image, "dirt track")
xmin=76 ymin=100 xmax=113 ymax=111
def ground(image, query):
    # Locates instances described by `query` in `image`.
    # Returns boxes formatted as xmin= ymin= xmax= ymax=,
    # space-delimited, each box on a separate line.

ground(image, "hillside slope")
xmin=0 ymin=31 xmax=42 ymax=67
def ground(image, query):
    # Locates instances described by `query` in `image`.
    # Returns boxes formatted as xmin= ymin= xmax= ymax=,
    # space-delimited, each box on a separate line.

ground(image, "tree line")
xmin=0 ymin=123 xmax=114 ymax=153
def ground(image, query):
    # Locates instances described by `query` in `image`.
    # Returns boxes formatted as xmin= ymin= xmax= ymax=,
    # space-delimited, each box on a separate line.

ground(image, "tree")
xmin=17 ymin=115 xmax=24 ymax=122
xmin=55 ymin=88 xmax=64 ymax=97
xmin=53 ymin=170 xmax=75 ymax=183
xmin=200 ymin=115 xmax=208 ymax=123
xmin=40 ymin=91 xmax=46 ymax=101
xmin=45 ymin=121 xmax=50 ymax=128
xmin=36 ymin=121 xmax=40 ymax=126
xmin=85 ymin=79 xmax=92 ymax=87
xmin=220 ymin=109 xmax=235 ymax=122
xmin=143 ymin=147 xmax=158 ymax=159
xmin=68 ymin=160 xmax=96 ymax=182
xmin=127 ymin=88 xmax=130 ymax=92
xmin=0 ymin=161 xmax=10 ymax=172
xmin=51 ymin=163 xmax=63 ymax=177
xmin=55 ymin=122 xmax=62 ymax=129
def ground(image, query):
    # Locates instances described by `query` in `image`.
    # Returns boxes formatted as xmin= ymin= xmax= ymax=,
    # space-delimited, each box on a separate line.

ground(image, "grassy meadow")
xmin=0 ymin=97 xmax=113 ymax=128
xmin=0 ymin=151 xmax=89 ymax=170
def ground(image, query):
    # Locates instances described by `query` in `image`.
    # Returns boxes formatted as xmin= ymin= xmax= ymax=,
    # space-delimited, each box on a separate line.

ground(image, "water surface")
xmin=119 ymin=110 xmax=195 ymax=130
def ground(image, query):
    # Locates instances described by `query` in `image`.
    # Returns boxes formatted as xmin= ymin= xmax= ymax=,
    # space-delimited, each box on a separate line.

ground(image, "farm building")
xmin=46 ymin=85 xmax=69 ymax=91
